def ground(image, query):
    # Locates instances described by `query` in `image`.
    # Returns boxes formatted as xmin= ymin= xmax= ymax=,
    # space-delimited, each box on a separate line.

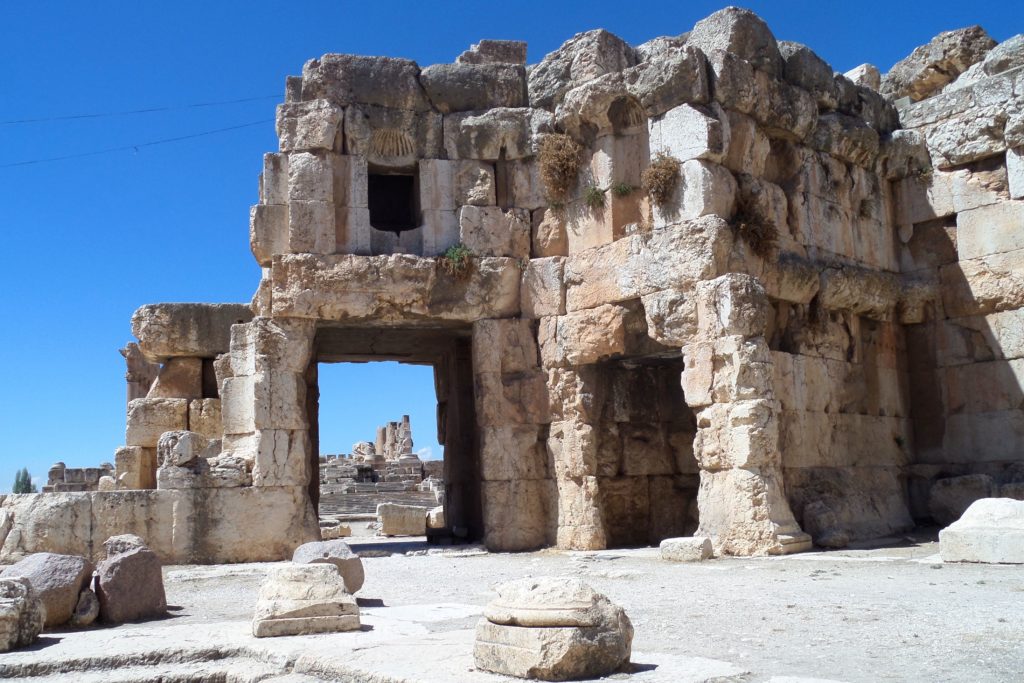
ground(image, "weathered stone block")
xmin=539 ymin=305 xmax=627 ymax=368
xmin=652 ymin=159 xmax=737 ymax=228
xmin=479 ymin=425 xmax=549 ymax=481
xmin=376 ymin=503 xmax=428 ymax=536
xmin=660 ymin=536 xmax=713 ymax=562
xmin=252 ymin=563 xmax=360 ymax=637
xmin=939 ymin=248 xmax=1024 ymax=318
xmin=126 ymin=399 xmax=188 ymax=448
xmin=131 ymin=303 xmax=253 ymax=363
xmin=939 ymin=498 xmax=1024 ymax=563
xmin=930 ymin=474 xmax=997 ymax=526
xmin=458 ymin=206 xmax=530 ymax=258
xmin=188 ymin=398 xmax=222 ymax=441
xmin=481 ymin=479 xmax=554 ymax=551
xmin=275 ymin=100 xmax=343 ymax=152
xmin=250 ymin=204 xmax=289 ymax=266
xmin=956 ymin=201 xmax=1024 ymax=260
xmin=288 ymin=199 xmax=335 ymax=254
xmin=521 ymin=257 xmax=566 ymax=319
xmin=420 ymin=63 xmax=527 ymax=114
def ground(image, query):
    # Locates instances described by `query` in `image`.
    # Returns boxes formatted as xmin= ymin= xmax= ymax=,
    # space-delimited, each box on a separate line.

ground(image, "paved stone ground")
xmin=2 ymin=532 xmax=1021 ymax=682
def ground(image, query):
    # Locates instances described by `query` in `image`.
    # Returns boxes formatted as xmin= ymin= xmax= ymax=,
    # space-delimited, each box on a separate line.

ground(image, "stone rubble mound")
xmin=474 ymin=576 xmax=633 ymax=680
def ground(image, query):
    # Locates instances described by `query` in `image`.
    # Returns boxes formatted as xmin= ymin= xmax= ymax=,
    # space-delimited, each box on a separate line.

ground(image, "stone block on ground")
xmin=474 ymin=577 xmax=633 ymax=681
xmin=659 ymin=536 xmax=713 ymax=562
xmin=0 ymin=552 xmax=94 ymax=627
xmin=0 ymin=577 xmax=44 ymax=652
xmin=252 ymin=563 xmax=360 ymax=637
xmin=427 ymin=506 xmax=446 ymax=530
xmin=939 ymin=498 xmax=1024 ymax=564
xmin=376 ymin=503 xmax=428 ymax=536
xmin=292 ymin=540 xmax=364 ymax=594
xmin=96 ymin=540 xmax=167 ymax=624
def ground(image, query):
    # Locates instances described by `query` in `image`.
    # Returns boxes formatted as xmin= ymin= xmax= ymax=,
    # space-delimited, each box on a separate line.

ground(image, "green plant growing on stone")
xmin=611 ymin=181 xmax=634 ymax=197
xmin=583 ymin=185 xmax=606 ymax=210
xmin=641 ymin=153 xmax=681 ymax=206
xmin=439 ymin=243 xmax=473 ymax=279
xmin=12 ymin=467 xmax=36 ymax=494
xmin=537 ymin=133 xmax=582 ymax=200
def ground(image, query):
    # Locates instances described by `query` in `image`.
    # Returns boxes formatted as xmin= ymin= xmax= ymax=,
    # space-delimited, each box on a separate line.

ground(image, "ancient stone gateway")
xmin=3 ymin=8 xmax=1023 ymax=564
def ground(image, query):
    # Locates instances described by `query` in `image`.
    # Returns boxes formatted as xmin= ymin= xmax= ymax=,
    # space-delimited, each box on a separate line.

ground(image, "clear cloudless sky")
xmin=1 ymin=1 xmax=1020 ymax=491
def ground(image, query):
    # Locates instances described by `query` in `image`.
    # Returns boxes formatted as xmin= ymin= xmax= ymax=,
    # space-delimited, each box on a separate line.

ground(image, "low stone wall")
xmin=0 ymin=486 xmax=318 ymax=565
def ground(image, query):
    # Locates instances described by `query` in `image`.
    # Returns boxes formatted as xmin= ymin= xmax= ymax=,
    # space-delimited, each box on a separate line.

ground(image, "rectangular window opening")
xmin=368 ymin=173 xmax=419 ymax=233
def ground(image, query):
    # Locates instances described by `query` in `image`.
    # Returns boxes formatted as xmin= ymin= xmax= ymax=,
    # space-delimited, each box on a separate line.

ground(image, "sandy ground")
xmin=2 ymin=533 xmax=1022 ymax=682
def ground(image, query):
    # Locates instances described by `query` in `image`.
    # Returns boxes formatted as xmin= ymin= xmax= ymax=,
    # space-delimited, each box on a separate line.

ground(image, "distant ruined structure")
xmin=319 ymin=415 xmax=427 ymax=487
xmin=3 ymin=8 xmax=1023 ymax=563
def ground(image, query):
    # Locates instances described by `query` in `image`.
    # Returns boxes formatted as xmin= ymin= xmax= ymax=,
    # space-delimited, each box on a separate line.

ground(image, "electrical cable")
xmin=0 ymin=119 xmax=273 ymax=168
xmin=0 ymin=95 xmax=280 ymax=125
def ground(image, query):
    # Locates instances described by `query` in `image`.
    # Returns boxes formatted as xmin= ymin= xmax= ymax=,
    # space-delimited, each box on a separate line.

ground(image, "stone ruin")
xmin=319 ymin=415 xmax=426 ymax=487
xmin=41 ymin=462 xmax=114 ymax=493
xmin=1 ymin=7 xmax=1023 ymax=565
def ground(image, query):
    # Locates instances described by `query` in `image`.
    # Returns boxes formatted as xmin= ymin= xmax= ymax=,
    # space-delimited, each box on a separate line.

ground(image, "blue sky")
xmin=0 ymin=1 xmax=1020 ymax=491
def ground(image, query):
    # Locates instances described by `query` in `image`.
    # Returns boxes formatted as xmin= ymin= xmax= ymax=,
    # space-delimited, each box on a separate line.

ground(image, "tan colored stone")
xmin=252 ymin=563 xmax=359 ymax=638
xmin=376 ymin=503 xmax=427 ymax=536
xmin=539 ymin=304 xmax=627 ymax=368
xmin=521 ymin=257 xmax=566 ymax=319
xmin=147 ymin=357 xmax=202 ymax=400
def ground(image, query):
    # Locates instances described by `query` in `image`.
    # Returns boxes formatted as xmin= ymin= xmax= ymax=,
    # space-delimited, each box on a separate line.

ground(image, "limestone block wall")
xmin=11 ymin=9 xmax=1023 ymax=563
xmin=893 ymin=52 xmax=1024 ymax=518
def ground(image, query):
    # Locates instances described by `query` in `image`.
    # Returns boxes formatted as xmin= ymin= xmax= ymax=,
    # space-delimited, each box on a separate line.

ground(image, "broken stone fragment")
xmin=881 ymin=26 xmax=996 ymax=102
xmin=777 ymin=41 xmax=838 ymax=109
xmin=456 ymin=39 xmax=527 ymax=65
xmin=292 ymin=540 xmax=364 ymax=594
xmin=528 ymin=29 xmax=637 ymax=110
xmin=0 ymin=577 xmax=44 ymax=652
xmin=252 ymin=563 xmax=360 ymax=637
xmin=660 ymin=536 xmax=713 ymax=562
xmin=69 ymin=588 xmax=99 ymax=627
xmin=844 ymin=63 xmax=881 ymax=91
xmin=0 ymin=552 xmax=94 ymax=627
xmin=474 ymin=577 xmax=632 ymax=681
xmin=687 ymin=6 xmax=783 ymax=77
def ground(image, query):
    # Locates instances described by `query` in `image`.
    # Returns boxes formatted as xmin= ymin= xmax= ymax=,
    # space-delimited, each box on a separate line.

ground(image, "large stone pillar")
xmin=219 ymin=316 xmax=320 ymax=549
xmin=472 ymin=319 xmax=555 ymax=551
xmin=682 ymin=274 xmax=810 ymax=555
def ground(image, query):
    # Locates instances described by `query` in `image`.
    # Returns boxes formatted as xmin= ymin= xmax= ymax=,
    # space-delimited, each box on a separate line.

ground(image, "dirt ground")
xmin=3 ymin=532 xmax=1022 ymax=682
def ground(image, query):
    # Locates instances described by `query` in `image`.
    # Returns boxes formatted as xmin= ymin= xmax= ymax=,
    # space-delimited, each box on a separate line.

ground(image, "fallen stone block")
xmin=660 ymin=536 xmax=713 ymax=562
xmin=252 ymin=563 xmax=360 ymax=637
xmin=292 ymin=540 xmax=364 ymax=594
xmin=96 ymin=539 xmax=167 ymax=624
xmin=0 ymin=552 xmax=94 ymax=627
xmin=474 ymin=576 xmax=633 ymax=681
xmin=376 ymin=503 xmax=428 ymax=536
xmin=939 ymin=498 xmax=1024 ymax=564
xmin=0 ymin=577 xmax=44 ymax=652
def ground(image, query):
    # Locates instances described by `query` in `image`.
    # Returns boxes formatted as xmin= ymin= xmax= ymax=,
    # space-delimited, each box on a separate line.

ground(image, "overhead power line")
xmin=0 ymin=95 xmax=280 ymax=125
xmin=0 ymin=119 xmax=274 ymax=169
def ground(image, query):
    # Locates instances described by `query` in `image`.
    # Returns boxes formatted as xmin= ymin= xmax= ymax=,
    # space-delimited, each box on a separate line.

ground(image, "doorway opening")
xmin=593 ymin=356 xmax=700 ymax=547
xmin=309 ymin=325 xmax=481 ymax=544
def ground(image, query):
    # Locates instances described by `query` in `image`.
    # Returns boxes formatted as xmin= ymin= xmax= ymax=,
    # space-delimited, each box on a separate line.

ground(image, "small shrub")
xmin=438 ymin=243 xmax=472 ymax=279
xmin=537 ymin=134 xmax=582 ymax=200
xmin=641 ymin=153 xmax=681 ymax=206
xmin=732 ymin=193 xmax=778 ymax=259
xmin=583 ymin=185 xmax=606 ymax=210
xmin=611 ymin=181 xmax=634 ymax=197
